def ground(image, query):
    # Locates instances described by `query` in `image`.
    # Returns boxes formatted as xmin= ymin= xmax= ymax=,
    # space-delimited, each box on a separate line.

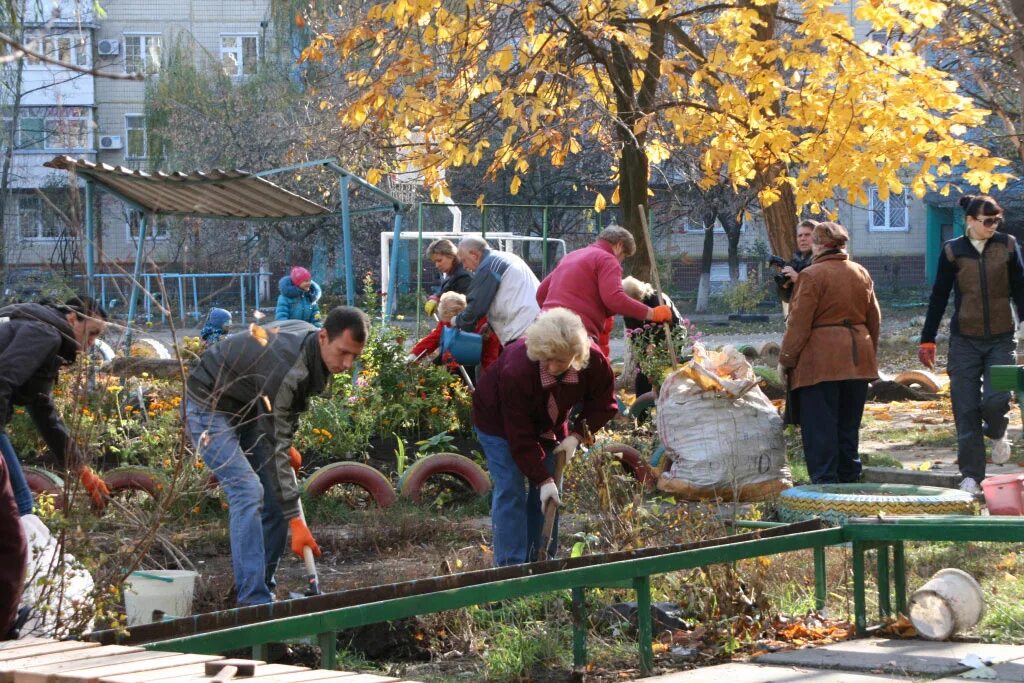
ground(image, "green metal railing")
xmin=131 ymin=516 xmax=1024 ymax=675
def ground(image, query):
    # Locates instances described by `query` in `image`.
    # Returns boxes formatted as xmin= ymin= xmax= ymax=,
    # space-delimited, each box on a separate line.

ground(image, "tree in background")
xmin=301 ymin=0 xmax=1011 ymax=281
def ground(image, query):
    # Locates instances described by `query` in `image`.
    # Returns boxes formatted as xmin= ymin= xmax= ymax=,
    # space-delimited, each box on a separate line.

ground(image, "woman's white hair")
xmin=622 ymin=276 xmax=654 ymax=301
xmin=437 ymin=291 xmax=467 ymax=320
xmin=525 ymin=307 xmax=591 ymax=370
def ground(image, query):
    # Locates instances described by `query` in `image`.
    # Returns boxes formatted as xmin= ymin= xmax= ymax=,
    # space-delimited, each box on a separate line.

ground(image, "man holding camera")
xmin=772 ymin=220 xmax=817 ymax=310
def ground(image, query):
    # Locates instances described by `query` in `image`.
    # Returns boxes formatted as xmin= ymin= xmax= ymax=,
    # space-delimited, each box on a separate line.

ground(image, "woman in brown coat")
xmin=779 ymin=222 xmax=881 ymax=484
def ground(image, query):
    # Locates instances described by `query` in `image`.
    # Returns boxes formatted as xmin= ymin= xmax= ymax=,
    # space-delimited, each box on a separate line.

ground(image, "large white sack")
xmin=656 ymin=344 xmax=790 ymax=495
xmin=18 ymin=513 xmax=95 ymax=638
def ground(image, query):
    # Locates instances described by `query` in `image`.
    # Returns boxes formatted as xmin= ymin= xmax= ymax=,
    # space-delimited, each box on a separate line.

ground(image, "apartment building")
xmin=3 ymin=0 xmax=275 ymax=273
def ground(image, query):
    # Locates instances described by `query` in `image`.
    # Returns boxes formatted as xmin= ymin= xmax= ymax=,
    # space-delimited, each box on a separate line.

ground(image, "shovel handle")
xmin=538 ymin=499 xmax=558 ymax=562
xmin=211 ymin=665 xmax=238 ymax=683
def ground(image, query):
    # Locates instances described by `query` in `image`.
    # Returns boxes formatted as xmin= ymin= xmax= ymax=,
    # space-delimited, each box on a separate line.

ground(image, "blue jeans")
xmin=476 ymin=428 xmax=557 ymax=566
xmin=797 ymin=380 xmax=868 ymax=484
xmin=184 ymin=399 xmax=286 ymax=606
xmin=0 ymin=433 xmax=33 ymax=516
xmin=948 ymin=334 xmax=1015 ymax=483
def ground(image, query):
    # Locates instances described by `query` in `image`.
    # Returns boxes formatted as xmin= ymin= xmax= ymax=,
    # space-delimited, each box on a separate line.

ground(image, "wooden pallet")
xmin=0 ymin=640 xmax=413 ymax=683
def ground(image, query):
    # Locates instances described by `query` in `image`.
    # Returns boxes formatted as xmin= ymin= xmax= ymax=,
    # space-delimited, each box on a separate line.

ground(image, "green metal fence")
xmin=124 ymin=516 xmax=1024 ymax=676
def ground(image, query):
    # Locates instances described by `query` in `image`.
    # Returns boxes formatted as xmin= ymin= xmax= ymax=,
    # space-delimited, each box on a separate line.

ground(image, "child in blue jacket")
xmin=275 ymin=266 xmax=322 ymax=327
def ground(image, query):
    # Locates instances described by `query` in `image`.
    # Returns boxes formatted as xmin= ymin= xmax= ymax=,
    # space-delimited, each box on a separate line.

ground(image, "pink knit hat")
xmin=290 ymin=266 xmax=312 ymax=286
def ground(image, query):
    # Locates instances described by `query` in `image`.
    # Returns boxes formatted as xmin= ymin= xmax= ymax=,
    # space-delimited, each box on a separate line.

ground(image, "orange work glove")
xmin=918 ymin=342 xmax=936 ymax=369
xmin=287 ymin=446 xmax=302 ymax=474
xmin=80 ymin=467 xmax=110 ymax=509
xmin=289 ymin=517 xmax=321 ymax=558
xmin=650 ymin=305 xmax=672 ymax=324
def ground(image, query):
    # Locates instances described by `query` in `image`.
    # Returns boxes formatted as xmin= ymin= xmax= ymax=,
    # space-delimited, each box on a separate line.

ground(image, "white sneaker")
xmin=991 ymin=437 xmax=1012 ymax=465
xmin=959 ymin=477 xmax=980 ymax=494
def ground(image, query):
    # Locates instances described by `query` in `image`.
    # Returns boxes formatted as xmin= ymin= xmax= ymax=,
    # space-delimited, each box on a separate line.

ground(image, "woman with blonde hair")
xmin=472 ymin=308 xmax=617 ymax=565
xmin=423 ymin=239 xmax=471 ymax=316
xmin=779 ymin=221 xmax=880 ymax=484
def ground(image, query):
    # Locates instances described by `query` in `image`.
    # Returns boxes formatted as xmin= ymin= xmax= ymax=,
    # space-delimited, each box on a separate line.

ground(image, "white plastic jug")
xmin=123 ymin=570 xmax=197 ymax=626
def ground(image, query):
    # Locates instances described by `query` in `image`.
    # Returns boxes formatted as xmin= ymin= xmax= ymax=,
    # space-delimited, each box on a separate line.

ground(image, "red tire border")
xmin=399 ymin=452 xmax=491 ymax=503
xmin=304 ymin=461 xmax=397 ymax=508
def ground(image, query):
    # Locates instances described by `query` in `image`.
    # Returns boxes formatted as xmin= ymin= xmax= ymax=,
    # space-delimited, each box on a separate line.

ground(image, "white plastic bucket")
xmin=908 ymin=568 xmax=985 ymax=640
xmin=123 ymin=570 xmax=198 ymax=626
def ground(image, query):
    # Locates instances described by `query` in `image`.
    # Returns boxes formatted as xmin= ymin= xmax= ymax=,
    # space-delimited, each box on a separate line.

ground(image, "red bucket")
xmin=981 ymin=473 xmax=1024 ymax=515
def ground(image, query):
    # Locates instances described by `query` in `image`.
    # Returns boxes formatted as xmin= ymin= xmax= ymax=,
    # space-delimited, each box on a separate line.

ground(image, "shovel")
xmin=288 ymin=462 xmax=321 ymax=599
xmin=537 ymin=421 xmax=593 ymax=561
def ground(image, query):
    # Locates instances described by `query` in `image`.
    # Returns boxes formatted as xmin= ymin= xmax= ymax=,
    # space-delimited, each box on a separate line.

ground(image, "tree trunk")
xmin=758 ymin=168 xmax=799 ymax=258
xmin=620 ymin=138 xmax=652 ymax=282
xmin=0 ymin=47 xmax=26 ymax=280
xmin=721 ymin=211 xmax=743 ymax=281
xmin=694 ymin=213 xmax=716 ymax=313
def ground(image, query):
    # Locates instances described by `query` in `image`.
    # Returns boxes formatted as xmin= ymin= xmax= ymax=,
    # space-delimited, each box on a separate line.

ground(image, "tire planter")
xmin=103 ymin=466 xmax=167 ymax=500
xmin=305 ymin=462 xmax=397 ymax=508
xmin=629 ymin=392 xmax=657 ymax=417
xmin=22 ymin=466 xmax=65 ymax=508
xmin=778 ymin=483 xmax=976 ymax=525
xmin=399 ymin=452 xmax=491 ymax=503
xmin=893 ymin=370 xmax=942 ymax=395
xmin=601 ymin=443 xmax=657 ymax=490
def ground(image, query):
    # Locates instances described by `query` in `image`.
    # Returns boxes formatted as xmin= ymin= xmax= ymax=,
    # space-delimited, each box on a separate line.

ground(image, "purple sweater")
xmin=472 ymin=338 xmax=617 ymax=485
xmin=536 ymin=240 xmax=650 ymax=338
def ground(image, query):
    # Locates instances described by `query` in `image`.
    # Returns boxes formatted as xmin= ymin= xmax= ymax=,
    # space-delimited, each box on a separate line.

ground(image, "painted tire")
xmin=630 ymin=392 xmax=657 ymax=417
xmin=759 ymin=341 xmax=781 ymax=359
xmin=778 ymin=483 xmax=976 ymax=525
xmin=305 ymin=462 xmax=397 ymax=508
xmin=23 ymin=466 xmax=65 ymax=508
xmin=399 ymin=453 xmax=491 ymax=503
xmin=893 ymin=371 xmax=942 ymax=394
xmin=602 ymin=443 xmax=657 ymax=490
xmin=103 ymin=466 xmax=167 ymax=500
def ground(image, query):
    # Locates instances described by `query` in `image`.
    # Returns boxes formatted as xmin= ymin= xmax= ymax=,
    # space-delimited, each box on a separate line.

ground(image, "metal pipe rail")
xmin=92 ymin=516 xmax=1024 ymax=675
xmin=93 ymin=521 xmax=833 ymax=675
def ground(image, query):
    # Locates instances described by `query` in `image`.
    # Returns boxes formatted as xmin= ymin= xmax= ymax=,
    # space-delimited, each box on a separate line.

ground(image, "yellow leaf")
xmin=366 ymin=168 xmax=382 ymax=185
xmin=594 ymin=192 xmax=607 ymax=212
xmin=611 ymin=186 xmax=620 ymax=205
xmin=319 ymin=100 xmax=329 ymax=111
xmin=475 ymin=194 xmax=486 ymax=210
xmin=510 ymin=176 xmax=522 ymax=195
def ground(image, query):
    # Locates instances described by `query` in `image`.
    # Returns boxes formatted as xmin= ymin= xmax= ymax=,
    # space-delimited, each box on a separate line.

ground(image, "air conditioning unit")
xmin=99 ymin=135 xmax=123 ymax=150
xmin=97 ymin=39 xmax=119 ymax=56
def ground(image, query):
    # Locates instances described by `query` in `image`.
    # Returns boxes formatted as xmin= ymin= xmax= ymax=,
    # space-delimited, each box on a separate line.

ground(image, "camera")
xmin=767 ymin=255 xmax=792 ymax=288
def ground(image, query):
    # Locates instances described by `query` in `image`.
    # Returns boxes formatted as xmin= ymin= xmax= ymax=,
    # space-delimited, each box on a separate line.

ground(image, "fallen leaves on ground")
xmin=878 ymin=614 xmax=918 ymax=638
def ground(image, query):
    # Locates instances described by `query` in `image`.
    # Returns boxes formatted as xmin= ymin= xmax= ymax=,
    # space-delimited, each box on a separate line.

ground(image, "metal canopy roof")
xmin=44 ymin=155 xmax=331 ymax=219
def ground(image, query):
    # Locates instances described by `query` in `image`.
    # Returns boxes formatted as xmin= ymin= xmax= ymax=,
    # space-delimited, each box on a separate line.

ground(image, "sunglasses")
xmin=978 ymin=216 xmax=1003 ymax=228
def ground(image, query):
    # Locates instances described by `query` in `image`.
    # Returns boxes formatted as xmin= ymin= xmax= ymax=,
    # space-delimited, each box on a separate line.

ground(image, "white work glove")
xmin=405 ymin=353 xmax=418 ymax=363
xmin=777 ymin=362 xmax=789 ymax=380
xmin=553 ymin=434 xmax=580 ymax=462
xmin=539 ymin=479 xmax=560 ymax=509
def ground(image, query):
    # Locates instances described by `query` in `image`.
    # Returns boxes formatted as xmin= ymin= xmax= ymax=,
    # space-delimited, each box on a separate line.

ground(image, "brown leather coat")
xmin=779 ymin=252 xmax=881 ymax=391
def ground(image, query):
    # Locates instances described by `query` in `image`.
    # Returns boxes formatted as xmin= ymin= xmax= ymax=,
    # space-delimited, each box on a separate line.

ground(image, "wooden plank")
xmin=0 ymin=647 xmax=142 ymax=683
xmin=331 ymin=676 xmax=400 ymax=683
xmin=99 ymin=658 xmax=222 ymax=683
xmin=15 ymin=650 xmax=181 ymax=683
xmin=54 ymin=654 xmax=221 ymax=683
xmin=0 ymin=640 xmax=53 ymax=652
xmin=0 ymin=643 xmax=99 ymax=663
xmin=240 ymin=666 xmax=313 ymax=680
xmin=265 ymin=671 xmax=360 ymax=682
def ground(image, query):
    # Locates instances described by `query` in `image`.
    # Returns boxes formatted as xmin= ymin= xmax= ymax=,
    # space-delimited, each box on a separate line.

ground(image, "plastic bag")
xmin=18 ymin=514 xmax=95 ymax=638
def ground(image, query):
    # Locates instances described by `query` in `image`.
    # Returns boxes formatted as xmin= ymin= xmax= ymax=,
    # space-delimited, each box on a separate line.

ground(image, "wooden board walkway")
xmin=0 ymin=639 xmax=417 ymax=683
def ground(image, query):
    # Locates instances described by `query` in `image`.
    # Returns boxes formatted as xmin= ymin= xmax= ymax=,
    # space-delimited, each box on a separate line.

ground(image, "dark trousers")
xmin=948 ymin=334 xmax=1014 ymax=482
xmin=797 ymin=380 xmax=868 ymax=484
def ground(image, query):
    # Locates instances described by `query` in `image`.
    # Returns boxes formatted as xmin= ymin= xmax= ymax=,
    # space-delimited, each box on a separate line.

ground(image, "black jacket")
xmin=922 ymin=233 xmax=1024 ymax=343
xmin=186 ymin=319 xmax=330 ymax=519
xmin=0 ymin=303 xmax=81 ymax=466
xmin=436 ymin=263 xmax=472 ymax=298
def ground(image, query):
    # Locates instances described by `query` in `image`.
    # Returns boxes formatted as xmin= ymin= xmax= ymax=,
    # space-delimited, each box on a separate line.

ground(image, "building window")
xmin=126 ymin=210 xmax=169 ymax=241
xmin=17 ymin=195 xmax=66 ymax=241
xmin=220 ymin=34 xmax=258 ymax=78
xmin=125 ymin=114 xmax=147 ymax=159
xmin=869 ymin=186 xmax=910 ymax=231
xmin=20 ymin=31 xmax=89 ymax=67
xmin=15 ymin=107 xmax=91 ymax=150
xmin=124 ymin=33 xmax=162 ymax=75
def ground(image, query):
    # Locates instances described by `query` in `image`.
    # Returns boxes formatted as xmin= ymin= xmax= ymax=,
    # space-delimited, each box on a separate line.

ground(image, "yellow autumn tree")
xmin=302 ymin=0 xmax=1011 ymax=276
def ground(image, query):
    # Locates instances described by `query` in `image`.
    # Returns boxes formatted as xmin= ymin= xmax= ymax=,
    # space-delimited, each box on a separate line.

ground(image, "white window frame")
xmin=126 ymin=210 xmax=170 ymax=242
xmin=123 ymin=33 xmax=162 ymax=75
xmin=14 ymin=106 xmax=91 ymax=151
xmin=19 ymin=30 xmax=89 ymax=68
xmin=868 ymin=186 xmax=910 ymax=232
xmin=17 ymin=195 xmax=67 ymax=242
xmin=124 ymin=113 xmax=147 ymax=159
xmin=219 ymin=33 xmax=259 ymax=78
